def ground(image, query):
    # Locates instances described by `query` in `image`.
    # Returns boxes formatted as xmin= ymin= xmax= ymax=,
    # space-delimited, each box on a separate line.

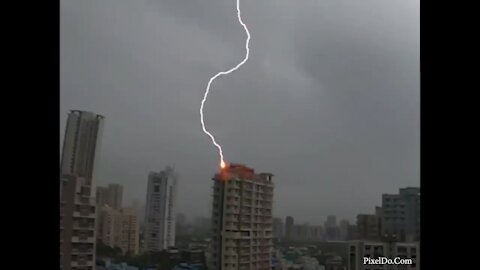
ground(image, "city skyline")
xmin=61 ymin=0 xmax=419 ymax=224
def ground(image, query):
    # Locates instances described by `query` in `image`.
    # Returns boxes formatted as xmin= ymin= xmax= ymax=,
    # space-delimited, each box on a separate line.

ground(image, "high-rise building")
xmin=381 ymin=187 xmax=420 ymax=242
xmin=273 ymin=217 xmax=284 ymax=241
xmin=145 ymin=166 xmax=178 ymax=251
xmin=325 ymin=215 xmax=337 ymax=228
xmin=96 ymin=186 xmax=109 ymax=207
xmin=176 ymin=213 xmax=187 ymax=237
xmin=356 ymin=214 xmax=381 ymax=241
xmin=210 ymin=163 xmax=274 ymax=270
xmin=285 ymin=216 xmax=294 ymax=241
xmin=347 ymin=224 xmax=358 ymax=240
xmin=310 ymin=225 xmax=324 ymax=242
xmin=339 ymin=220 xmax=350 ymax=241
xmin=107 ymin=184 xmax=123 ymax=210
xmin=60 ymin=110 xmax=104 ymax=270
xmin=61 ymin=110 xmax=105 ymax=190
xmin=324 ymin=215 xmax=339 ymax=241
xmin=96 ymin=183 xmax=124 ymax=210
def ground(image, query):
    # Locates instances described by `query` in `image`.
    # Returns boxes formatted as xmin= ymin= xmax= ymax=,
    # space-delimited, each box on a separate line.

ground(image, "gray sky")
xmin=61 ymin=0 xmax=419 ymax=224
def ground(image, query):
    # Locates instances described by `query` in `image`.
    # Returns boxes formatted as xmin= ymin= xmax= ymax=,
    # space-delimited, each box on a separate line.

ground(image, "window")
xmin=154 ymin=185 xmax=160 ymax=192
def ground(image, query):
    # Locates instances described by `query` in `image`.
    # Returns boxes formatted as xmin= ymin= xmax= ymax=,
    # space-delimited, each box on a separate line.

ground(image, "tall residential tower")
xmin=145 ymin=166 xmax=178 ymax=251
xmin=60 ymin=110 xmax=104 ymax=270
xmin=210 ymin=163 xmax=274 ymax=270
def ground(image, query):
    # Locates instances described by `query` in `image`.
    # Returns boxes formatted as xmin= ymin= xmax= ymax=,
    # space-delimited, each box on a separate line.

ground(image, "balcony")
xmin=71 ymin=249 xmax=94 ymax=255
xmin=73 ymin=211 xmax=95 ymax=218
xmin=225 ymin=208 xmax=240 ymax=214
xmin=224 ymin=250 xmax=238 ymax=256
xmin=239 ymin=242 xmax=251 ymax=247
xmin=71 ymin=236 xmax=95 ymax=243
xmin=71 ymin=260 xmax=93 ymax=267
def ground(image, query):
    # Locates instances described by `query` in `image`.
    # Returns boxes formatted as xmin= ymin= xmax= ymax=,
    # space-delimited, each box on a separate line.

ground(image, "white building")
xmin=210 ymin=163 xmax=274 ymax=270
xmin=60 ymin=110 xmax=104 ymax=270
xmin=145 ymin=166 xmax=178 ymax=251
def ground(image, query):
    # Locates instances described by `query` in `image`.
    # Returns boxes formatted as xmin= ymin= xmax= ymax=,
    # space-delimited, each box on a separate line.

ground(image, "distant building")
xmin=310 ymin=225 xmax=324 ymax=241
xmin=210 ymin=163 xmax=274 ymax=270
xmin=381 ymin=187 xmax=420 ymax=242
xmin=338 ymin=220 xmax=349 ymax=241
xmin=324 ymin=215 xmax=339 ymax=241
xmin=325 ymin=215 xmax=337 ymax=228
xmin=96 ymin=186 xmax=109 ymax=207
xmin=97 ymin=205 xmax=122 ymax=247
xmin=119 ymin=208 xmax=140 ymax=255
xmin=346 ymin=225 xmax=358 ymax=241
xmin=348 ymin=240 xmax=419 ymax=270
xmin=273 ymin=217 xmax=284 ymax=241
xmin=145 ymin=166 xmax=178 ymax=251
xmin=293 ymin=224 xmax=308 ymax=242
xmin=60 ymin=110 xmax=104 ymax=270
xmin=356 ymin=214 xmax=380 ymax=241
xmin=96 ymin=183 xmax=124 ymax=212
xmin=285 ymin=216 xmax=295 ymax=241
xmin=97 ymin=206 xmax=139 ymax=255
xmin=107 ymin=184 xmax=123 ymax=210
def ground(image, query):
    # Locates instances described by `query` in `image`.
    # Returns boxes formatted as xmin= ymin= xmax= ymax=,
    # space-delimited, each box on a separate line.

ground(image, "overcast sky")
xmin=60 ymin=0 xmax=419 ymax=224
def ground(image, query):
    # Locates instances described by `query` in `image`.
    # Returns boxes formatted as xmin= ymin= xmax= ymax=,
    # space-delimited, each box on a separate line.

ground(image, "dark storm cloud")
xmin=61 ymin=0 xmax=419 ymax=223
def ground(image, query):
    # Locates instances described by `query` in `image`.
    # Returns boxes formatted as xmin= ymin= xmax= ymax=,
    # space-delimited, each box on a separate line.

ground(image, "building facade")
xmin=348 ymin=240 xmax=419 ymax=270
xmin=210 ymin=163 xmax=274 ymax=270
xmin=273 ymin=218 xmax=284 ymax=241
xmin=119 ymin=208 xmax=140 ymax=255
xmin=338 ymin=220 xmax=350 ymax=241
xmin=107 ymin=184 xmax=123 ymax=210
xmin=381 ymin=188 xmax=420 ymax=242
xmin=356 ymin=214 xmax=381 ymax=241
xmin=285 ymin=216 xmax=294 ymax=242
xmin=324 ymin=215 xmax=339 ymax=241
xmin=60 ymin=110 xmax=104 ymax=270
xmin=96 ymin=186 xmax=109 ymax=207
xmin=145 ymin=166 xmax=178 ymax=251
xmin=97 ymin=206 xmax=140 ymax=255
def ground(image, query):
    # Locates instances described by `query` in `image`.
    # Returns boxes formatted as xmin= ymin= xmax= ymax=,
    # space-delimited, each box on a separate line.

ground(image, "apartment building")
xmin=210 ymin=163 xmax=274 ymax=270
xmin=60 ymin=110 xmax=104 ymax=270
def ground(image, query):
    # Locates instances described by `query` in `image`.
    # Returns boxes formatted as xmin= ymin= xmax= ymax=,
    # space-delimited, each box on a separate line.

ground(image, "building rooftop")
xmin=214 ymin=163 xmax=273 ymax=183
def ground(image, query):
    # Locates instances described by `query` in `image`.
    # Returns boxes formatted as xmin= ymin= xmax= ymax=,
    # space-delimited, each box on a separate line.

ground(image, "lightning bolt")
xmin=200 ymin=0 xmax=251 ymax=169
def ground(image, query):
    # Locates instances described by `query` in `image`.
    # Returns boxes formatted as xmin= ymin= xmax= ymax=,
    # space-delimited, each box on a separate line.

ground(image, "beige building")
xmin=356 ymin=214 xmax=381 ymax=241
xmin=60 ymin=175 xmax=97 ymax=270
xmin=119 ymin=208 xmax=140 ymax=255
xmin=210 ymin=163 xmax=274 ymax=270
xmin=97 ymin=206 xmax=140 ymax=255
xmin=97 ymin=205 xmax=122 ymax=247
